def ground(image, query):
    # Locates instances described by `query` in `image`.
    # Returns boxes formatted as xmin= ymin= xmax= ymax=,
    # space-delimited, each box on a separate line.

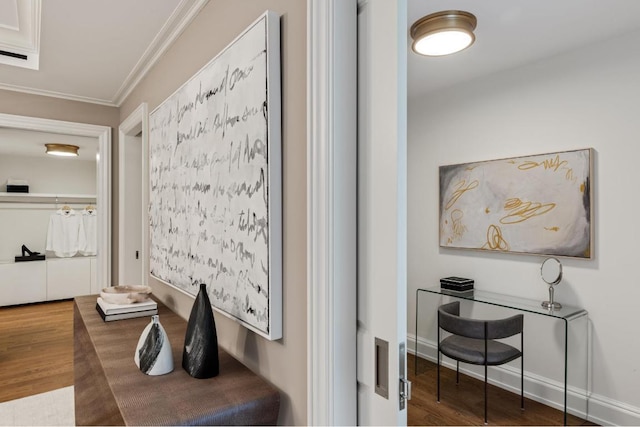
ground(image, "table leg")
xmin=415 ymin=289 xmax=419 ymax=375
xmin=564 ymin=318 xmax=568 ymax=426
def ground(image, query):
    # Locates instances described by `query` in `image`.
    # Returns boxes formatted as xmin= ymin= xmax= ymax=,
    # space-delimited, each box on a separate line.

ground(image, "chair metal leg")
xmin=521 ymin=332 xmax=525 ymax=410
xmin=484 ymin=322 xmax=488 ymax=425
xmin=456 ymin=361 xmax=459 ymax=384
xmin=484 ymin=364 xmax=488 ymax=425
xmin=437 ymin=351 xmax=441 ymax=403
xmin=521 ymin=355 xmax=524 ymax=410
xmin=437 ymin=319 xmax=441 ymax=403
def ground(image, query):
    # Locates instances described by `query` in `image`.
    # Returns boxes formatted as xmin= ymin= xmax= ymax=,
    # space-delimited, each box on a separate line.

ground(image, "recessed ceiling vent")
xmin=0 ymin=0 xmax=40 ymax=70
xmin=0 ymin=49 xmax=28 ymax=61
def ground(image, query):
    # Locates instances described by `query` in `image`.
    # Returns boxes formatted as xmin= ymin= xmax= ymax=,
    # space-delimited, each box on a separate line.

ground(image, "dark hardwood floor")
xmin=408 ymin=354 xmax=596 ymax=426
xmin=0 ymin=300 xmax=74 ymax=403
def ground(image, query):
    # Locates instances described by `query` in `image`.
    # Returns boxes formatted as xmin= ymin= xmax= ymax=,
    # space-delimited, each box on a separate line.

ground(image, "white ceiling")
xmin=407 ymin=0 xmax=640 ymax=99
xmin=0 ymin=0 xmax=203 ymax=106
xmin=0 ymin=1 xmax=639 ymax=108
xmin=0 ymin=0 xmax=205 ymax=159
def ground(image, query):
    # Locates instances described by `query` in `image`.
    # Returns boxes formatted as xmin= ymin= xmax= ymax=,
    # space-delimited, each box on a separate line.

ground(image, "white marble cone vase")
xmin=182 ymin=283 xmax=220 ymax=378
xmin=134 ymin=315 xmax=174 ymax=375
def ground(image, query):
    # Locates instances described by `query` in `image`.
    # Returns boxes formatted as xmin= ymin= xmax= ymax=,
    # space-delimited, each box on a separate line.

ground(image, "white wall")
xmin=408 ymin=28 xmax=640 ymax=425
xmin=0 ymin=154 xmax=96 ymax=194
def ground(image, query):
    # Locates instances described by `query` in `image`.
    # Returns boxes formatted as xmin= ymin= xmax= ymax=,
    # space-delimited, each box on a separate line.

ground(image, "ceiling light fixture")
xmin=45 ymin=143 xmax=79 ymax=157
xmin=410 ymin=10 xmax=477 ymax=56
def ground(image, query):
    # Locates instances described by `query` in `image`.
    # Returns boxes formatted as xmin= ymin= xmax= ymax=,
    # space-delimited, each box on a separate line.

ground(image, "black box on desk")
xmin=440 ymin=276 xmax=474 ymax=292
xmin=6 ymin=184 xmax=29 ymax=193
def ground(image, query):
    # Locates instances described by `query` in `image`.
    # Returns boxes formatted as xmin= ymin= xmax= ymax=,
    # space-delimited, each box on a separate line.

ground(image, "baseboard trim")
xmin=408 ymin=334 xmax=640 ymax=426
xmin=583 ymin=393 xmax=640 ymax=426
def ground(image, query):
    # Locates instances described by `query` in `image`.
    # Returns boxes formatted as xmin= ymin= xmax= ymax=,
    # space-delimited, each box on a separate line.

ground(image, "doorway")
xmin=118 ymin=103 xmax=149 ymax=285
xmin=0 ymin=113 xmax=111 ymax=291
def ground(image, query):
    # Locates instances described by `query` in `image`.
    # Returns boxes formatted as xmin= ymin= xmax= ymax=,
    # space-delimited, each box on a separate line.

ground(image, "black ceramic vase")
xmin=182 ymin=283 xmax=220 ymax=378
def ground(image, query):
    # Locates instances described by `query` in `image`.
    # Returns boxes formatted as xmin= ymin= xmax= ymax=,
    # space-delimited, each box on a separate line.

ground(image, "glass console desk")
xmin=415 ymin=286 xmax=588 ymax=426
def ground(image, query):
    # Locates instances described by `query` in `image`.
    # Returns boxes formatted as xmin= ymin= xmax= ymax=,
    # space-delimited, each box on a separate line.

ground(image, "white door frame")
xmin=307 ymin=0 xmax=358 ymax=424
xmin=0 ymin=113 xmax=112 ymax=291
xmin=307 ymin=0 xmax=407 ymax=424
xmin=118 ymin=103 xmax=149 ymax=285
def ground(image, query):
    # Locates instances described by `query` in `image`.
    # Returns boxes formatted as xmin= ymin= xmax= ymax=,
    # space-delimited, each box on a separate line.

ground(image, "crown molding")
xmin=0 ymin=0 xmax=209 ymax=107
xmin=0 ymin=82 xmax=116 ymax=107
xmin=112 ymin=0 xmax=210 ymax=106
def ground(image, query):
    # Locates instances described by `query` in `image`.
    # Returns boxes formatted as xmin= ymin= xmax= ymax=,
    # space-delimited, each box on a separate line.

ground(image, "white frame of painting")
xmin=439 ymin=148 xmax=594 ymax=259
xmin=148 ymin=11 xmax=282 ymax=340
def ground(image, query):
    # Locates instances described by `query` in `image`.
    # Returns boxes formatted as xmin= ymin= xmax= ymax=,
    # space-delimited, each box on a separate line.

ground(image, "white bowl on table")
xmin=100 ymin=285 xmax=152 ymax=305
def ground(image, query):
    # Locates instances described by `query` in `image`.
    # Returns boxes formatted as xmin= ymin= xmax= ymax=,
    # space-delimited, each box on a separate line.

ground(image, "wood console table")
xmin=74 ymin=295 xmax=280 ymax=425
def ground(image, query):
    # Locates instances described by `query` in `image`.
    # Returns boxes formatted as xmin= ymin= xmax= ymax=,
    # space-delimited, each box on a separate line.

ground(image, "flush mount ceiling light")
xmin=410 ymin=10 xmax=477 ymax=56
xmin=45 ymin=143 xmax=79 ymax=157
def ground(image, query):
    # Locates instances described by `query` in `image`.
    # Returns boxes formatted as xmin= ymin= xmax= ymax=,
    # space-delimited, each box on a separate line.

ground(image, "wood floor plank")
xmin=0 ymin=300 xmax=74 ymax=403
xmin=408 ymin=354 xmax=596 ymax=426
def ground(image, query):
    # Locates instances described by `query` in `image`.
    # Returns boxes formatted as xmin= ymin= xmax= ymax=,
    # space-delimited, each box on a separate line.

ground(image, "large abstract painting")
xmin=149 ymin=11 xmax=282 ymax=340
xmin=439 ymin=149 xmax=593 ymax=258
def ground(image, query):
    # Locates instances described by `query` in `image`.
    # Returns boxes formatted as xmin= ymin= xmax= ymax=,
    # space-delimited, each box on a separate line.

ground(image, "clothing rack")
xmin=0 ymin=192 xmax=96 ymax=205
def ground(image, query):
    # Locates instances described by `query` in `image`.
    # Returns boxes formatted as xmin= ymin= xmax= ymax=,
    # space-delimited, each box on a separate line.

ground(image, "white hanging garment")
xmin=80 ymin=207 xmax=98 ymax=256
xmin=46 ymin=208 xmax=86 ymax=258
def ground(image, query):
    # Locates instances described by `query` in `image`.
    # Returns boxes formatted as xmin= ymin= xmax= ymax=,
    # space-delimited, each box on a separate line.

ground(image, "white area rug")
xmin=0 ymin=386 xmax=74 ymax=426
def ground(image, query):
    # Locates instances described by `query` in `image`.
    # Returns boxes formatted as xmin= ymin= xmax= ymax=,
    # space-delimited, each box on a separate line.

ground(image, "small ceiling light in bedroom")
xmin=45 ymin=143 xmax=79 ymax=157
xmin=410 ymin=10 xmax=477 ymax=56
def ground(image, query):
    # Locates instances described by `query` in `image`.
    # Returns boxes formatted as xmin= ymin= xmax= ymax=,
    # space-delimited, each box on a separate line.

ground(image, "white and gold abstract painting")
xmin=439 ymin=149 xmax=593 ymax=258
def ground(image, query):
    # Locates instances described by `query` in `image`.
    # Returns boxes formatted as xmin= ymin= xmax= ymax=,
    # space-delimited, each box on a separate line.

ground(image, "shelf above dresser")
xmin=0 ymin=192 xmax=96 ymax=204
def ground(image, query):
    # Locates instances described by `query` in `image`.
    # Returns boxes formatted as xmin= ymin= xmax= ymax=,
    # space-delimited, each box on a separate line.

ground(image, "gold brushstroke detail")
xmin=485 ymin=207 xmax=490 ymax=214
xmin=545 ymin=226 xmax=560 ymax=232
xmin=500 ymin=197 xmax=556 ymax=224
xmin=451 ymin=209 xmax=467 ymax=241
xmin=445 ymin=179 xmax=479 ymax=210
xmin=580 ymin=182 xmax=586 ymax=193
xmin=518 ymin=154 xmax=568 ymax=172
xmin=482 ymin=224 xmax=509 ymax=251
xmin=517 ymin=154 xmax=577 ymax=183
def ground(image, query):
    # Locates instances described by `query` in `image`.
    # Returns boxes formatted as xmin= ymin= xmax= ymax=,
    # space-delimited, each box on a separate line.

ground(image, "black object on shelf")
xmin=182 ymin=283 xmax=220 ymax=378
xmin=440 ymin=276 xmax=474 ymax=292
xmin=6 ymin=185 xmax=29 ymax=193
xmin=15 ymin=244 xmax=45 ymax=262
xmin=6 ymin=179 xmax=29 ymax=193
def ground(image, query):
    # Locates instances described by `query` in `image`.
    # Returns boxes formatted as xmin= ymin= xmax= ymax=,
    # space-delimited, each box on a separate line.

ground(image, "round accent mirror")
xmin=541 ymin=257 xmax=562 ymax=310
xmin=541 ymin=257 xmax=562 ymax=285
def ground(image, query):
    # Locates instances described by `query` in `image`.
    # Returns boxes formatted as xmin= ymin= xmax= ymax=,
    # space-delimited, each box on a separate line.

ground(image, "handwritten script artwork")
xmin=149 ymin=11 xmax=282 ymax=340
xmin=439 ymin=149 xmax=593 ymax=258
